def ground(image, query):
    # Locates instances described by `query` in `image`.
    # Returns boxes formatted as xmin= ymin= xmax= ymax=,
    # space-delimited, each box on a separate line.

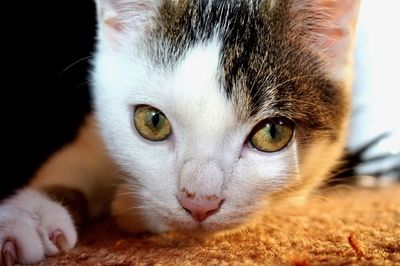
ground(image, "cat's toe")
xmin=0 ymin=189 xmax=78 ymax=265
xmin=2 ymin=241 xmax=16 ymax=266
xmin=49 ymin=230 xmax=70 ymax=254
xmin=0 ymin=220 xmax=46 ymax=265
xmin=36 ymin=203 xmax=77 ymax=256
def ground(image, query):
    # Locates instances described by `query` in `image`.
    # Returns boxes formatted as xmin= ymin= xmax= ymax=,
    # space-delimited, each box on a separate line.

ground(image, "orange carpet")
xmin=41 ymin=184 xmax=400 ymax=266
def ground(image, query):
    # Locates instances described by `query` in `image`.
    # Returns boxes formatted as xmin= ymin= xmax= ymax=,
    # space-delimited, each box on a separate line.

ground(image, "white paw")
xmin=0 ymin=188 xmax=77 ymax=265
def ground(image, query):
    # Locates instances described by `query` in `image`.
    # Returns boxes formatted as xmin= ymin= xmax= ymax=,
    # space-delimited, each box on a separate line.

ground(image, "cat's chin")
xmin=168 ymin=219 xmax=247 ymax=237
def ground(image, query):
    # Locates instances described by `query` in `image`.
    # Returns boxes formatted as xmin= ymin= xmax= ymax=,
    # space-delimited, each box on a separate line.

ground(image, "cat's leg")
xmin=0 ymin=115 xmax=118 ymax=265
xmin=0 ymin=188 xmax=79 ymax=265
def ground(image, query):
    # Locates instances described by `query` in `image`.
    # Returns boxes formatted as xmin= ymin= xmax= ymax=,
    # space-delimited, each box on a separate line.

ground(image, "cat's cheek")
xmin=111 ymin=184 xmax=172 ymax=234
xmin=237 ymin=141 xmax=300 ymax=190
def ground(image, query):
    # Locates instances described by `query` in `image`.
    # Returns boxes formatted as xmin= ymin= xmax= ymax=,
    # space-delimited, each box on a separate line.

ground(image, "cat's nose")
xmin=178 ymin=195 xmax=223 ymax=222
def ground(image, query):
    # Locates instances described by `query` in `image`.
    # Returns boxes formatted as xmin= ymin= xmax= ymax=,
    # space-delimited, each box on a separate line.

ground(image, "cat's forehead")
xmin=142 ymin=0 xmax=347 ymax=141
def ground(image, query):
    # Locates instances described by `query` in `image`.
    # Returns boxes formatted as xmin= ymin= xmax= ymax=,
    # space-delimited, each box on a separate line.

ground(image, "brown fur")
xmin=145 ymin=0 xmax=349 ymax=137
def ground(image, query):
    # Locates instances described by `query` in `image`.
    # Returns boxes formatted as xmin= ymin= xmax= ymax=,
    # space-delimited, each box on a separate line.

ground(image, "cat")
xmin=0 ymin=0 xmax=360 ymax=264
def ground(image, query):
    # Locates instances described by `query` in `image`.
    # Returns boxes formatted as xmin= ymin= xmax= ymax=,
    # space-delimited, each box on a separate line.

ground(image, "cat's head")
xmin=92 ymin=0 xmax=360 ymax=233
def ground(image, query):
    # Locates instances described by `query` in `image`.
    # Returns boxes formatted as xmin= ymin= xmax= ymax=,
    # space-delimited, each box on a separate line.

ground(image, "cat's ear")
xmin=289 ymin=0 xmax=361 ymax=82
xmin=95 ymin=0 xmax=159 ymax=48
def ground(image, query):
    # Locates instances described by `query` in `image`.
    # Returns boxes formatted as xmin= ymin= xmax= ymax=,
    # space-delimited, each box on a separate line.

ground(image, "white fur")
xmin=93 ymin=31 xmax=300 ymax=232
xmin=0 ymin=189 xmax=77 ymax=264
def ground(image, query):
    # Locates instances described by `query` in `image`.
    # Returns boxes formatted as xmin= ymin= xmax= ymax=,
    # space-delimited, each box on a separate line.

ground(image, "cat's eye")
xmin=134 ymin=106 xmax=172 ymax=141
xmin=249 ymin=118 xmax=295 ymax=153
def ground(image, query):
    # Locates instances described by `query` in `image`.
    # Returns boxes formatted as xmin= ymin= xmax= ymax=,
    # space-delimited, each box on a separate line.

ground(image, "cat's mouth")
xmin=170 ymin=198 xmax=270 ymax=235
xmin=170 ymin=220 xmax=242 ymax=236
xmin=165 ymin=211 xmax=250 ymax=235
xmin=151 ymin=196 xmax=264 ymax=234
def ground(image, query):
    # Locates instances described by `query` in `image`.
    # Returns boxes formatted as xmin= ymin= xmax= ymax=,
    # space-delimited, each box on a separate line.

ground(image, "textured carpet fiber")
xmin=41 ymin=185 xmax=400 ymax=266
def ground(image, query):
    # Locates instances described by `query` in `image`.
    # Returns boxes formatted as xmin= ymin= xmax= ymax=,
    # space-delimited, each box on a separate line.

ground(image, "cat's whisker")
xmin=113 ymin=191 xmax=139 ymax=198
xmin=269 ymin=74 xmax=324 ymax=91
xmin=59 ymin=55 xmax=94 ymax=76
xmin=71 ymin=80 xmax=91 ymax=91
xmin=248 ymin=74 xmax=330 ymax=118
xmin=113 ymin=204 xmax=147 ymax=216
xmin=248 ymin=55 xmax=272 ymax=94
xmin=248 ymin=63 xmax=289 ymax=107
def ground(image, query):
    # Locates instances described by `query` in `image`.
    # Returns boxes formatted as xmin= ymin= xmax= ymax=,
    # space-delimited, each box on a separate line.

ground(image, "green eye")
xmin=134 ymin=106 xmax=172 ymax=141
xmin=249 ymin=118 xmax=295 ymax=152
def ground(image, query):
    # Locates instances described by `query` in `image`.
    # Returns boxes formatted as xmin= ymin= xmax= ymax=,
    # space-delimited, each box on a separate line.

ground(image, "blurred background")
xmin=1 ymin=1 xmax=399 ymax=199
xmin=349 ymin=0 xmax=400 ymax=182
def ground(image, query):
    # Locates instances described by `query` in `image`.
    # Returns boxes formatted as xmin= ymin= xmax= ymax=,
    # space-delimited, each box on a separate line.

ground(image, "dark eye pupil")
xmin=151 ymin=112 xmax=160 ymax=128
xmin=269 ymin=124 xmax=277 ymax=139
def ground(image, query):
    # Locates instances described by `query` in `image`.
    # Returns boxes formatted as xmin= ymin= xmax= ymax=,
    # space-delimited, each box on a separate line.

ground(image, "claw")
xmin=2 ymin=241 xmax=16 ymax=266
xmin=49 ymin=230 xmax=69 ymax=253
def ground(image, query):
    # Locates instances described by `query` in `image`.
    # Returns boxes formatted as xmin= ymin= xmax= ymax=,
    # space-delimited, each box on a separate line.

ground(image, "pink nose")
xmin=178 ymin=196 xmax=223 ymax=222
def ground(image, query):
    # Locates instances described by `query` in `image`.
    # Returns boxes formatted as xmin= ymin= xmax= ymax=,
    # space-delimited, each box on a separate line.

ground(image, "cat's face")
xmin=93 ymin=0 xmax=359 ymax=233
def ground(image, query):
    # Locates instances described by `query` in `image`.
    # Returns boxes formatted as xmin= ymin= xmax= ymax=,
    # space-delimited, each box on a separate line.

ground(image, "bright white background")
xmin=349 ymin=0 xmax=400 ymax=175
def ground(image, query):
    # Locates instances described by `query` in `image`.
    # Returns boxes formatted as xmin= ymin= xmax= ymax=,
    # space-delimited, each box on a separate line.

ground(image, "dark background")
xmin=2 ymin=1 xmax=96 ymax=199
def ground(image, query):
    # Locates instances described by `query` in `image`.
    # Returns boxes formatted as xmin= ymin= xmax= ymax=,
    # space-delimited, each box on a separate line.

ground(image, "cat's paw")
xmin=0 ymin=188 xmax=77 ymax=265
